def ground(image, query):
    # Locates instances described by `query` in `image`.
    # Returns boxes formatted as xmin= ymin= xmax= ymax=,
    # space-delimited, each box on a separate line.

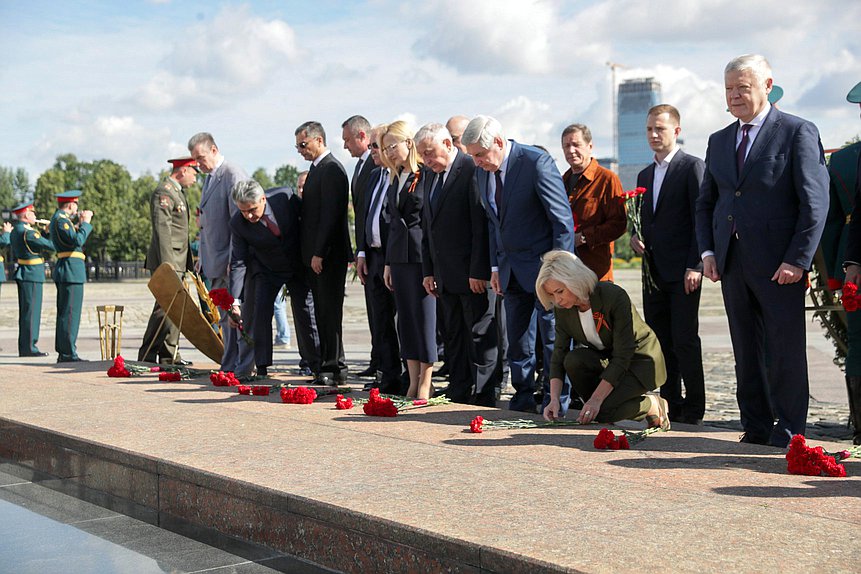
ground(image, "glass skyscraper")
xmin=617 ymin=78 xmax=662 ymax=189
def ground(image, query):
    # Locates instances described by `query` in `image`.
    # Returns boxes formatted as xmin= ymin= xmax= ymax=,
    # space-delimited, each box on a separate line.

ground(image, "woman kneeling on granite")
xmin=537 ymin=250 xmax=670 ymax=429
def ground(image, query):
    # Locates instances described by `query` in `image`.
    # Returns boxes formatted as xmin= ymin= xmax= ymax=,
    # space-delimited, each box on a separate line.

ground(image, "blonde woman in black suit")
xmin=381 ymin=121 xmax=437 ymax=399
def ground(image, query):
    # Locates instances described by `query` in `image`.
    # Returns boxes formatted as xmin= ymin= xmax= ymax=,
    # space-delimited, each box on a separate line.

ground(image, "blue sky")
xmin=1 ymin=0 xmax=860 ymax=181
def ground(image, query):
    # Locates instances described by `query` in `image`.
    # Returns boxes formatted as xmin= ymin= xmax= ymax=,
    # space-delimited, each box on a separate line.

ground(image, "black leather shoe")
xmin=21 ymin=351 xmax=48 ymax=357
xmin=310 ymin=375 xmax=335 ymax=386
xmin=355 ymin=366 xmax=377 ymax=378
xmin=161 ymin=359 xmax=193 ymax=366
xmin=57 ymin=357 xmax=88 ymax=363
xmin=257 ymin=366 xmax=268 ymax=377
xmin=432 ymin=364 xmax=450 ymax=378
xmin=739 ymin=432 xmax=769 ymax=445
xmin=362 ymin=382 xmax=380 ymax=391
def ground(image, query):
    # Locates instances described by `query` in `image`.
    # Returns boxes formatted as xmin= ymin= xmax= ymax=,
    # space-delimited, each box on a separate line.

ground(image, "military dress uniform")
xmin=10 ymin=203 xmax=55 ymax=356
xmin=50 ymin=190 xmax=93 ymax=362
xmin=0 ymin=226 xmax=9 ymax=296
xmin=138 ymin=170 xmax=194 ymax=364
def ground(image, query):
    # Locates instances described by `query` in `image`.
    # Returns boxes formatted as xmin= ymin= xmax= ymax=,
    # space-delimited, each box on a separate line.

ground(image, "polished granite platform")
xmin=0 ymin=361 xmax=859 ymax=574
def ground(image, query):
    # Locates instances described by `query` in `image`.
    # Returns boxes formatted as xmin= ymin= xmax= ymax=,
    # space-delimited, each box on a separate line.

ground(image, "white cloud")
xmin=413 ymin=0 xmax=556 ymax=74
xmin=30 ymin=114 xmax=179 ymax=175
xmin=135 ymin=5 xmax=301 ymax=111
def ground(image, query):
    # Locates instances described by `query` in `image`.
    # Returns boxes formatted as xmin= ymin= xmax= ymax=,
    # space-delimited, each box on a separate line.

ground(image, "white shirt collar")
xmin=313 ymin=149 xmax=331 ymax=166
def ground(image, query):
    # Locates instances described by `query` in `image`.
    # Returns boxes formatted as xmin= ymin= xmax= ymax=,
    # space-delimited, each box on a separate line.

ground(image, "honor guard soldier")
xmin=50 ymin=190 xmax=93 ymax=362
xmin=10 ymin=202 xmax=55 ymax=357
xmin=138 ymin=156 xmax=197 ymax=365
xmin=0 ymin=220 xmax=12 ymax=297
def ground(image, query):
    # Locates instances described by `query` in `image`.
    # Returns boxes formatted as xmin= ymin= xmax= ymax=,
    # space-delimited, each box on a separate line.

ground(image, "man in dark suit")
xmin=342 ymin=115 xmax=379 ymax=378
xmin=228 ymin=180 xmax=312 ymax=376
xmin=189 ymin=132 xmax=254 ymax=376
xmin=355 ymin=124 xmax=403 ymax=393
xmin=416 ymin=122 xmax=499 ymax=406
xmin=838 ymin=79 xmax=861 ymax=445
xmin=266 ymin=185 xmax=320 ymax=377
xmin=463 ymin=115 xmax=576 ymax=413
xmin=631 ymin=104 xmax=705 ymax=425
xmin=295 ymin=121 xmax=353 ymax=384
xmin=696 ymin=54 xmax=829 ymax=447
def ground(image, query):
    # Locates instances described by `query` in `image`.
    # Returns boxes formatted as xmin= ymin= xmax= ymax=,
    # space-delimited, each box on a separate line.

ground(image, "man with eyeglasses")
xmin=138 ymin=156 xmax=198 ymax=365
xmin=295 ymin=121 xmax=353 ymax=385
xmin=189 ymin=132 xmax=254 ymax=376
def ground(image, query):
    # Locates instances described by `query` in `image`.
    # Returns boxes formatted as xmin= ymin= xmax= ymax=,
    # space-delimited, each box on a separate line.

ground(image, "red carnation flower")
xmin=251 ymin=385 xmax=270 ymax=396
xmin=159 ymin=372 xmax=181 ymax=382
xmin=237 ymin=385 xmax=252 ymax=395
xmin=335 ymin=394 xmax=354 ymax=410
xmin=844 ymin=282 xmax=858 ymax=296
xmin=280 ymin=386 xmax=317 ymax=404
xmin=469 ymin=416 xmax=484 ymax=433
xmin=827 ymin=278 xmax=844 ymax=291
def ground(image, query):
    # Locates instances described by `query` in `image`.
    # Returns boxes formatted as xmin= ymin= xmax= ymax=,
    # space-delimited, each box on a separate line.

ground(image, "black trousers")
xmin=252 ymin=270 xmax=318 ymax=370
xmin=307 ymin=261 xmax=347 ymax=379
xmin=438 ymin=289 xmax=500 ymax=406
xmin=365 ymin=248 xmax=402 ymax=385
xmin=643 ymin=276 xmax=704 ymax=421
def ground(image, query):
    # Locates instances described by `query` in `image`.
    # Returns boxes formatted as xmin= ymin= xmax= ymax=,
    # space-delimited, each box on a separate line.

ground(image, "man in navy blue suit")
xmin=463 ymin=116 xmax=576 ymax=413
xmin=228 ymin=180 xmax=313 ymax=377
xmin=696 ymin=54 xmax=829 ymax=447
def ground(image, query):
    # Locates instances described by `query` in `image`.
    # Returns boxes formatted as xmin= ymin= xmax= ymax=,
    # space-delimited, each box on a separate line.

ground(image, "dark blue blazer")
xmin=229 ymin=191 xmax=303 ymax=299
xmin=475 ymin=140 xmax=575 ymax=293
xmin=696 ymin=107 xmax=830 ymax=276
xmin=637 ymin=149 xmax=705 ymax=283
xmin=385 ymin=168 xmax=426 ymax=264
xmin=420 ymin=149 xmax=491 ymax=294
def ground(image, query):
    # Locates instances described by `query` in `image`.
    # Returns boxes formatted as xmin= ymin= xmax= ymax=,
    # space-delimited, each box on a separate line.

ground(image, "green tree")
xmin=85 ymin=159 xmax=134 ymax=261
xmin=34 ymin=167 xmax=66 ymax=219
xmin=0 ymin=167 xmax=21 ymax=210
xmin=274 ymin=164 xmax=299 ymax=189
xmin=252 ymin=167 xmax=274 ymax=190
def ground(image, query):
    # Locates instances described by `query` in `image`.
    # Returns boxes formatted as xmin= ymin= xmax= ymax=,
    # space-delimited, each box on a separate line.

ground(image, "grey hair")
xmin=414 ymin=123 xmax=452 ymax=145
xmin=295 ymin=121 xmax=327 ymax=145
xmin=561 ymin=123 xmax=592 ymax=144
xmin=535 ymin=250 xmax=598 ymax=310
xmin=341 ymin=115 xmax=371 ymax=137
xmin=461 ymin=115 xmax=504 ymax=149
xmin=725 ymin=54 xmax=773 ymax=85
xmin=188 ymin=132 xmax=217 ymax=153
xmin=231 ymin=179 xmax=265 ymax=205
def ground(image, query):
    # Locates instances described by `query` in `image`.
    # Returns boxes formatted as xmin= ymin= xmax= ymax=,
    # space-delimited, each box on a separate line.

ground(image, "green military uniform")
xmin=138 ymin=174 xmax=193 ymax=363
xmin=10 ymin=208 xmax=55 ymax=356
xmin=50 ymin=192 xmax=93 ymax=362
xmin=838 ymin=80 xmax=861 ymax=445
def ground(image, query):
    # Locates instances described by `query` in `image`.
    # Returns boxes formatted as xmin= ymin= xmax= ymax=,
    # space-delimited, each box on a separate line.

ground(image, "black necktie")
xmin=494 ymin=170 xmax=504 ymax=215
xmin=431 ymin=173 xmax=444 ymax=215
xmin=352 ymin=158 xmax=364 ymax=190
xmin=736 ymin=123 xmax=752 ymax=175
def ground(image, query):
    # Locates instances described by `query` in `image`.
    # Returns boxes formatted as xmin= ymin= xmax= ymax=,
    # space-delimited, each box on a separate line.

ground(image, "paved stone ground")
xmin=0 ymin=268 xmax=853 ymax=443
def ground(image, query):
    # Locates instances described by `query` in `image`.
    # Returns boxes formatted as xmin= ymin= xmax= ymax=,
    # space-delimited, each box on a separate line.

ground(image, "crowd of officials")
xmin=6 ymin=54 xmax=861 ymax=447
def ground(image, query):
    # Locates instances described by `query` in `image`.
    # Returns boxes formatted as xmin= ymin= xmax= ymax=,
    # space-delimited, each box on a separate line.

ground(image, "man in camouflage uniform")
xmin=50 ymin=190 xmax=93 ymax=363
xmin=138 ymin=157 xmax=197 ymax=365
xmin=10 ymin=202 xmax=55 ymax=357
